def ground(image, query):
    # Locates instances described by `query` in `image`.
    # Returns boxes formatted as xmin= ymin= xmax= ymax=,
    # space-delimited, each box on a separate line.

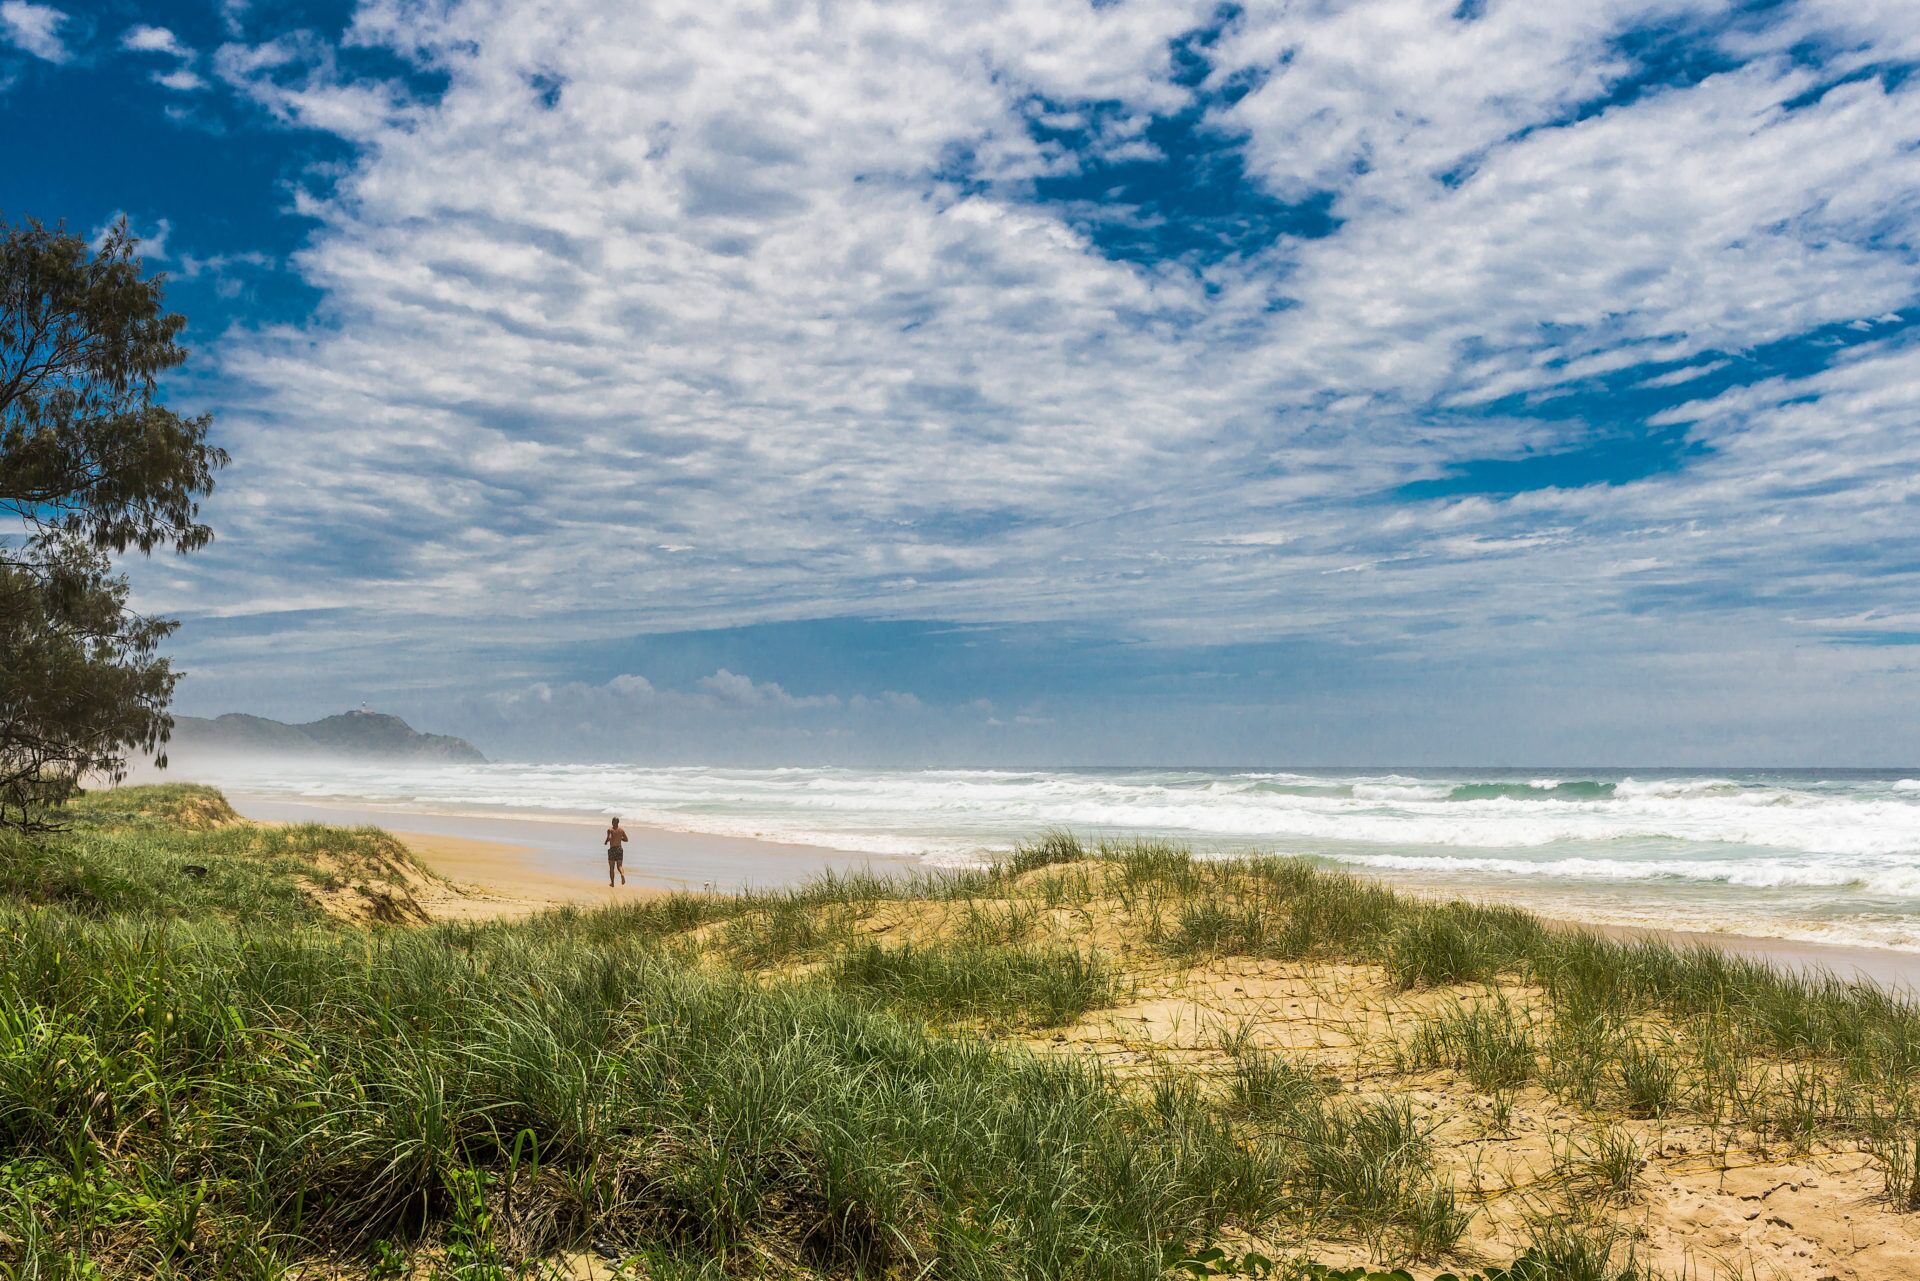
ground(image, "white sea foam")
xmin=1613 ymin=776 xmax=1744 ymax=799
xmin=1329 ymin=852 xmax=1920 ymax=897
xmin=1350 ymin=782 xmax=1454 ymax=802
xmin=202 ymin=761 xmax=1920 ymax=860
xmin=188 ymin=758 xmax=1920 ymax=950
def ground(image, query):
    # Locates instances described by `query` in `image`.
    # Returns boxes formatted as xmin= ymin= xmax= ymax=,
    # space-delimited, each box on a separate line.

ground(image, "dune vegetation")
xmin=2 ymin=789 xmax=1918 ymax=1279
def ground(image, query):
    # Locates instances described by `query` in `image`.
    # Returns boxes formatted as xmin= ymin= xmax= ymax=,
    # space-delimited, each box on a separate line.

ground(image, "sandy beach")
xmin=228 ymin=790 xmax=1920 ymax=994
xmin=226 ymin=792 xmax=921 ymax=910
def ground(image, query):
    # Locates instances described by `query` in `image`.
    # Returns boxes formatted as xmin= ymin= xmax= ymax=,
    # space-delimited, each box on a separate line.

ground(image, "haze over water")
xmin=204 ymin=761 xmax=1920 ymax=952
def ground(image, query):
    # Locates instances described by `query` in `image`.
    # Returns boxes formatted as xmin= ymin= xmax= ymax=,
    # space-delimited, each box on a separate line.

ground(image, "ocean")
xmin=200 ymin=761 xmax=1920 ymax=952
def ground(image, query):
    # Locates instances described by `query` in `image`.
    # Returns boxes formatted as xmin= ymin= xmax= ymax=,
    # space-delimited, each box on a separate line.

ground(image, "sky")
xmin=4 ymin=0 xmax=1920 ymax=766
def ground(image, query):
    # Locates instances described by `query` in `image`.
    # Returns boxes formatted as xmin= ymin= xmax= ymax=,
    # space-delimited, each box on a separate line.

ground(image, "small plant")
xmin=1003 ymin=829 xmax=1087 ymax=875
xmin=1769 ymin=1063 xmax=1839 ymax=1150
xmin=1384 ymin=911 xmax=1495 ymax=989
xmin=1169 ymin=902 xmax=1268 ymax=957
xmin=1614 ymin=1039 xmax=1679 ymax=1118
xmin=1542 ymin=1012 xmax=1620 ymax=1108
xmin=368 ymin=1237 xmax=409 ymax=1278
xmin=1866 ymin=1119 xmax=1920 ymax=1211
xmin=1288 ymin=1096 xmax=1471 ymax=1254
xmin=1402 ymin=996 xmax=1536 ymax=1091
xmin=1113 ymin=838 xmax=1202 ymax=900
xmin=1228 ymin=1048 xmax=1329 ymax=1121
xmin=957 ymin=900 xmax=1038 ymax=946
xmin=1554 ymin=1126 xmax=1645 ymax=1204
xmin=442 ymin=1166 xmax=503 ymax=1277
xmin=1164 ymin=1243 xmax=1277 ymax=1276
xmin=1214 ymin=1015 xmax=1260 ymax=1058
xmin=1514 ymin=1218 xmax=1651 ymax=1281
xmin=721 ymin=898 xmax=829 ymax=966
xmin=1487 ymin=1090 xmax=1515 ymax=1135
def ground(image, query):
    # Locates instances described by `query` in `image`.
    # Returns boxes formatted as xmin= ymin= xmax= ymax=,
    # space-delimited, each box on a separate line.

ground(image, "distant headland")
xmin=169 ymin=709 xmax=487 ymax=763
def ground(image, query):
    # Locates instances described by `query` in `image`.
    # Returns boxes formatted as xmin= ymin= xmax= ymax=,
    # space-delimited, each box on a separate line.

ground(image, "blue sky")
xmin=6 ymin=0 xmax=1920 ymax=765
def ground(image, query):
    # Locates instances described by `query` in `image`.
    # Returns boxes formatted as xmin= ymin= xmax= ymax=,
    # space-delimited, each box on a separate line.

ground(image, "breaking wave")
xmin=191 ymin=760 xmax=1920 ymax=951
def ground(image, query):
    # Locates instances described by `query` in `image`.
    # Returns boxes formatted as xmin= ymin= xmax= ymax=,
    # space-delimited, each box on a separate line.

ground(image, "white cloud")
xmin=1 ymin=0 xmax=68 ymax=62
xmin=441 ymin=667 xmax=918 ymax=757
xmin=486 ymin=669 xmax=851 ymax=719
xmin=696 ymin=668 xmax=839 ymax=710
xmin=209 ymin=32 xmax=434 ymax=139
xmin=121 ymin=23 xmax=185 ymax=56
xmin=851 ymin=691 xmax=922 ymax=712
xmin=111 ymin=0 xmax=1920 ymax=751
xmin=91 ymin=213 xmax=171 ymax=261
xmin=1633 ymin=361 xmax=1731 ymax=390
xmin=116 ymin=24 xmax=208 ymax=93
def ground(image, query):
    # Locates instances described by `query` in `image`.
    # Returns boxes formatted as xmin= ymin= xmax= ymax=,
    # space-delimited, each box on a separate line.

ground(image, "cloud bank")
xmin=48 ymin=0 xmax=1920 ymax=759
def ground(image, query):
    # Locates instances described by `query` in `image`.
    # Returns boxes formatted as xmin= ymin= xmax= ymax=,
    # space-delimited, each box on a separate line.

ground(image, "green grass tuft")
xmin=827 ymin=939 xmax=1114 ymax=1027
xmin=1004 ymin=829 xmax=1090 ymax=876
xmin=1402 ymin=995 xmax=1537 ymax=1091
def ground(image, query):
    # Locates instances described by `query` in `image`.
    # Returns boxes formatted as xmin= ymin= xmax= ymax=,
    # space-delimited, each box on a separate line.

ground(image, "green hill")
xmin=170 ymin=709 xmax=486 ymax=762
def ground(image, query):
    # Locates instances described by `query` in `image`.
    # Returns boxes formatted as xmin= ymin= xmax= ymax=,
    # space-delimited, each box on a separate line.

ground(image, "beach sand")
xmin=227 ymin=792 xmax=920 ymax=914
xmin=240 ymin=791 xmax=1920 ymax=991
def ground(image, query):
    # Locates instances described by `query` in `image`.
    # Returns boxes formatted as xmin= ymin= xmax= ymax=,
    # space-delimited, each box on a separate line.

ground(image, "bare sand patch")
xmin=395 ymin=829 xmax=657 ymax=919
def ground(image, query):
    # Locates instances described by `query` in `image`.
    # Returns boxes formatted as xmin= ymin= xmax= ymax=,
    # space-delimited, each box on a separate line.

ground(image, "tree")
xmin=1 ymin=216 xmax=227 ymax=828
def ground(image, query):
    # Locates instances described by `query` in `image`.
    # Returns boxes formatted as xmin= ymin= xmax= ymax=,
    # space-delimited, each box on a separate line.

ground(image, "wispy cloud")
xmin=1 ymin=0 xmax=68 ymax=63
xmin=44 ymin=0 xmax=1916 ymax=757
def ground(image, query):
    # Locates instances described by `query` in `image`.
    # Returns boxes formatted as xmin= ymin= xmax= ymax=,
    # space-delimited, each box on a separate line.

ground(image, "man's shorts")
xmin=608 ymin=847 xmax=625 ymax=866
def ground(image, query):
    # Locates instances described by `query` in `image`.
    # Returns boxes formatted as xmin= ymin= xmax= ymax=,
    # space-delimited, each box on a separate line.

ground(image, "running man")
xmin=604 ymin=816 xmax=629 ymax=886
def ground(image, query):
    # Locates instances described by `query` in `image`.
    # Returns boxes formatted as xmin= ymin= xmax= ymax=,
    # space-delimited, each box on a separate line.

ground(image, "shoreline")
xmin=1349 ymin=867 xmax=1920 ymax=991
xmin=1553 ymin=916 xmax=1920 ymax=992
xmin=229 ymin=791 xmax=1920 ymax=989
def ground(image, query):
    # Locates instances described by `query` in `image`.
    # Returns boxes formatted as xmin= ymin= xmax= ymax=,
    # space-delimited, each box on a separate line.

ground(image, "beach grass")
xmin=0 ymin=894 xmax=1284 ymax=1277
xmin=827 ymin=938 xmax=1116 ymax=1026
xmin=4 ymin=796 xmax=1920 ymax=1278
xmin=0 ymin=784 xmax=426 ymax=926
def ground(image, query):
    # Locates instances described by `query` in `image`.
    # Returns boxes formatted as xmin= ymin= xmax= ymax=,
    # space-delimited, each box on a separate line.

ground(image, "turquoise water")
xmin=196 ymin=761 xmax=1920 ymax=951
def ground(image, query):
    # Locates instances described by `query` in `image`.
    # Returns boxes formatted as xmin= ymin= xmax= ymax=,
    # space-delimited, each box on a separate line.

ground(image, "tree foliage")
xmin=1 ymin=216 xmax=227 ymax=827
